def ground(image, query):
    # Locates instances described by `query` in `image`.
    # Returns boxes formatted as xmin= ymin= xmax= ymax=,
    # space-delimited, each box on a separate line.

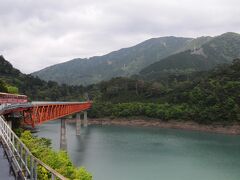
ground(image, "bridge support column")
xmin=76 ymin=113 xmax=81 ymax=136
xmin=60 ymin=119 xmax=67 ymax=151
xmin=83 ymin=111 xmax=88 ymax=127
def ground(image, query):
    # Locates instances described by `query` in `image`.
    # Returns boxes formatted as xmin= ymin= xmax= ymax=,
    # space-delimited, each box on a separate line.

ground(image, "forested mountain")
xmin=89 ymin=59 xmax=240 ymax=123
xmin=32 ymin=32 xmax=239 ymax=86
xmin=1 ymin=54 xmax=239 ymax=123
xmin=32 ymin=36 xmax=212 ymax=85
xmin=176 ymin=36 xmax=212 ymax=52
xmin=0 ymin=55 xmax=86 ymax=101
xmin=140 ymin=32 xmax=240 ymax=79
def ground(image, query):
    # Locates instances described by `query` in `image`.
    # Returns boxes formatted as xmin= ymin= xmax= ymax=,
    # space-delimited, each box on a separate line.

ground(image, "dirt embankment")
xmin=70 ymin=118 xmax=240 ymax=135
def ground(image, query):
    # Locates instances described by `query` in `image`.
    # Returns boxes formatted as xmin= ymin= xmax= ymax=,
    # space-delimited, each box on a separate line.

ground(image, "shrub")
xmin=20 ymin=131 xmax=92 ymax=180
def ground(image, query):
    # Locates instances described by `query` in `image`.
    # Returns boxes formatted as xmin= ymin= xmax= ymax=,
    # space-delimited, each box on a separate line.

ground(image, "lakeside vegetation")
xmin=1 ymin=55 xmax=240 ymax=124
xmin=89 ymin=59 xmax=240 ymax=124
xmin=89 ymin=102 xmax=191 ymax=120
xmin=20 ymin=131 xmax=92 ymax=180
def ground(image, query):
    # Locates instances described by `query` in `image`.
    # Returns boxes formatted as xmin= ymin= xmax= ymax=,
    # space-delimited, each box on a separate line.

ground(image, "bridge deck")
xmin=0 ymin=101 xmax=92 ymax=127
xmin=0 ymin=144 xmax=14 ymax=180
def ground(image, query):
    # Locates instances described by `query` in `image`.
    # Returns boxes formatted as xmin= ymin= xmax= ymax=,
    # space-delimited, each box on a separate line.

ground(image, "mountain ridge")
xmin=31 ymin=36 xmax=196 ymax=85
xmin=32 ymin=32 xmax=239 ymax=85
xmin=140 ymin=32 xmax=240 ymax=79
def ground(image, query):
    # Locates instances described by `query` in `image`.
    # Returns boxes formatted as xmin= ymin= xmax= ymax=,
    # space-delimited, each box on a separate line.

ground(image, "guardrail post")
xmin=20 ymin=144 xmax=23 ymax=169
xmin=33 ymin=160 xmax=37 ymax=180
xmin=30 ymin=156 xmax=33 ymax=179
xmin=83 ymin=111 xmax=88 ymax=127
xmin=60 ymin=118 xmax=67 ymax=151
xmin=76 ymin=113 xmax=81 ymax=136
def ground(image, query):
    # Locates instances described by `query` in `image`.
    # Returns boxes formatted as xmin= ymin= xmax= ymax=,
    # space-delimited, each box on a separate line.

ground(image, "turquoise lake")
xmin=37 ymin=120 xmax=240 ymax=180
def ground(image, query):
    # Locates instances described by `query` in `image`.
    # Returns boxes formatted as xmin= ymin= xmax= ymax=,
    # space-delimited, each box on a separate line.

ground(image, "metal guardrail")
xmin=0 ymin=103 xmax=33 ymax=115
xmin=0 ymin=101 xmax=92 ymax=115
xmin=32 ymin=101 xmax=91 ymax=105
xmin=0 ymin=115 xmax=68 ymax=180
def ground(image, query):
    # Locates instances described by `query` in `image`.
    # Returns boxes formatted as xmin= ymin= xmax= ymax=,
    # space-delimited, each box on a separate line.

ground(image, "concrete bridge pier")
xmin=60 ymin=118 xmax=67 ymax=151
xmin=83 ymin=111 xmax=88 ymax=127
xmin=76 ymin=113 xmax=81 ymax=136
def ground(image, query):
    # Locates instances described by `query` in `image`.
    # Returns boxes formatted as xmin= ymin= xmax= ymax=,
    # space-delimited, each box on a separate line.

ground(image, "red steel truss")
xmin=22 ymin=102 xmax=92 ymax=127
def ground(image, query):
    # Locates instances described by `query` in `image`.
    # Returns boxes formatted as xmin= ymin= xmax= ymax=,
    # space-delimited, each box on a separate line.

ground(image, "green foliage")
xmin=6 ymin=85 xmax=19 ymax=94
xmin=0 ymin=55 xmax=20 ymax=76
xmin=20 ymin=131 xmax=92 ymax=180
xmin=1 ymin=52 xmax=240 ymax=125
xmin=0 ymin=78 xmax=18 ymax=94
xmin=0 ymin=80 xmax=8 ymax=92
xmin=89 ymin=59 xmax=240 ymax=124
xmin=89 ymin=102 xmax=192 ymax=121
xmin=0 ymin=56 xmax=86 ymax=101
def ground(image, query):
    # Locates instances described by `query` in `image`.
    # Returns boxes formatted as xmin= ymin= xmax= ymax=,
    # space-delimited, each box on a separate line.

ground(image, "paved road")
xmin=0 ymin=143 xmax=15 ymax=180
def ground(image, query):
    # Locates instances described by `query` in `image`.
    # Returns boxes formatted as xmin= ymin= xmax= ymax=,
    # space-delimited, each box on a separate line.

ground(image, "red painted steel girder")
xmin=22 ymin=102 xmax=92 ymax=127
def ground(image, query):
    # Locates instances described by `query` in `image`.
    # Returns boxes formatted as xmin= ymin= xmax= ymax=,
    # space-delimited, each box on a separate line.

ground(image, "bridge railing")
xmin=0 ymin=116 xmax=68 ymax=180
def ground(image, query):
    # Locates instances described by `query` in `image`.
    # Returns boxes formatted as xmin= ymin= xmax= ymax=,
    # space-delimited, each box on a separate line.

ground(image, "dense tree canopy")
xmin=1 ymin=55 xmax=239 ymax=124
xmin=88 ymin=59 xmax=240 ymax=124
xmin=0 ymin=56 xmax=86 ymax=101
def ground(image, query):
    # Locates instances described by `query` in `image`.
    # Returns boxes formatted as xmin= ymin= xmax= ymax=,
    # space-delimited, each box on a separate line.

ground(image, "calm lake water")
xmin=37 ymin=120 xmax=240 ymax=180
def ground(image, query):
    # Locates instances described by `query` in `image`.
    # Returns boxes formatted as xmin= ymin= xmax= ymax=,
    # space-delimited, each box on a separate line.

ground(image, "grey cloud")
xmin=0 ymin=0 xmax=239 ymax=73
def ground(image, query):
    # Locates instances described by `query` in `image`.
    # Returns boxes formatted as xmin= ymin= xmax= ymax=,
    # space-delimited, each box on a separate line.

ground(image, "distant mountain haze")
xmin=32 ymin=32 xmax=240 ymax=85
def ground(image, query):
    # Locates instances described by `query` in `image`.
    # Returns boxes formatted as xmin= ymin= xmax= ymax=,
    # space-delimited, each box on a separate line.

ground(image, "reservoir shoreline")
xmin=68 ymin=118 xmax=240 ymax=135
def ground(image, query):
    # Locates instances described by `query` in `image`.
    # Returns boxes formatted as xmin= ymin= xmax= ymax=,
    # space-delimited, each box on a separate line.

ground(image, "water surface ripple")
xmin=37 ymin=120 xmax=240 ymax=180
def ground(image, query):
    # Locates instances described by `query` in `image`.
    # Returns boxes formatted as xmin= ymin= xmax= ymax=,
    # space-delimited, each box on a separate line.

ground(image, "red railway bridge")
xmin=0 ymin=101 xmax=92 ymax=127
xmin=0 ymin=92 xmax=93 ymax=150
xmin=0 ymin=92 xmax=93 ymax=179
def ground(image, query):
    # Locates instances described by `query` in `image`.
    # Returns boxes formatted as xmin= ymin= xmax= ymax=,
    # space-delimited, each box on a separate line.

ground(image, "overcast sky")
xmin=0 ymin=0 xmax=240 ymax=73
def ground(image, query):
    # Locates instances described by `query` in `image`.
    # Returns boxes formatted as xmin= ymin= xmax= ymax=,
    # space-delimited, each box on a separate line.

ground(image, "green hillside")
xmin=32 ymin=36 xmax=200 ymax=85
xmin=1 ymin=54 xmax=239 ymax=123
xmin=140 ymin=32 xmax=240 ymax=79
xmin=0 ymin=55 xmax=86 ymax=101
xmin=88 ymin=58 xmax=240 ymax=123
xmin=32 ymin=33 xmax=240 ymax=86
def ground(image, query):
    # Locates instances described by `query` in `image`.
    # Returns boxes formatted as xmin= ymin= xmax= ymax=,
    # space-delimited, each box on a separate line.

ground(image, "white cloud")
xmin=0 ymin=0 xmax=240 ymax=73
